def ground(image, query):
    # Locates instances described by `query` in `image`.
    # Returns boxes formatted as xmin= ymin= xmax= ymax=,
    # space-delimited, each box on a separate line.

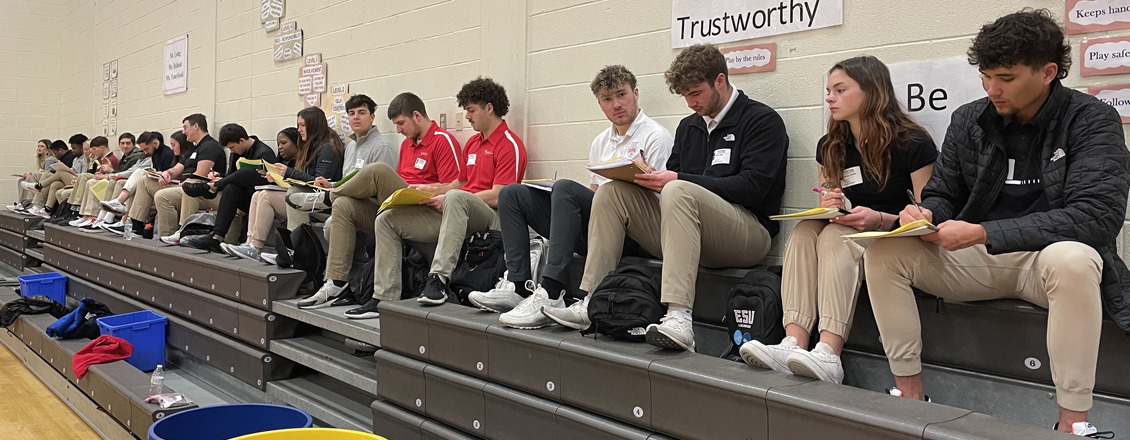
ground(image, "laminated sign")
xmin=273 ymin=21 xmax=303 ymax=62
xmin=261 ymin=0 xmax=285 ymax=32
xmin=163 ymin=35 xmax=189 ymax=94
xmin=1066 ymin=0 xmax=1130 ymax=34
xmin=1088 ymin=84 xmax=1130 ymax=123
xmin=671 ymin=0 xmax=842 ymax=48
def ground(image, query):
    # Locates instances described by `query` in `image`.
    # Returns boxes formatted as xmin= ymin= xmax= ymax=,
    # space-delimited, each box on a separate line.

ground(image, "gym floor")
xmin=0 ymin=343 xmax=101 ymax=439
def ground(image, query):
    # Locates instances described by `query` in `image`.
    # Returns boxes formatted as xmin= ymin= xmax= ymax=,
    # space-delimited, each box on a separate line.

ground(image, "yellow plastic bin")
xmin=231 ymin=428 xmax=387 ymax=440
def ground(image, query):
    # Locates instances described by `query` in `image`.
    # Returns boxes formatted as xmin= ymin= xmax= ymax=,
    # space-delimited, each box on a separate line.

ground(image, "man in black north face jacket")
xmin=864 ymin=10 xmax=1128 ymax=436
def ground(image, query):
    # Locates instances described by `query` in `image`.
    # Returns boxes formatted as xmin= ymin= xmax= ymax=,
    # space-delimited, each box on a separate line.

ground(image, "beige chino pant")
xmin=246 ymin=190 xmax=287 ymax=249
xmin=371 ymin=189 xmax=498 ymax=301
xmin=579 ymin=180 xmax=772 ymax=309
xmin=324 ymin=163 xmax=407 ymax=282
xmin=781 ymin=220 xmax=864 ymax=338
xmin=864 ymin=238 xmax=1102 ymax=411
xmin=128 ymin=176 xmax=168 ymax=227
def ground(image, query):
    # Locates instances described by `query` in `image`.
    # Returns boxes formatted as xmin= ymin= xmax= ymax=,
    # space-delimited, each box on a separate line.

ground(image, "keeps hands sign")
xmin=1067 ymin=0 xmax=1130 ymax=34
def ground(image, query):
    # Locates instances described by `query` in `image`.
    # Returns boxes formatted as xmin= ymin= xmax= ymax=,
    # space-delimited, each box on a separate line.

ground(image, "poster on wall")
xmin=721 ymin=43 xmax=776 ymax=74
xmin=1080 ymin=36 xmax=1130 ymax=76
xmin=1066 ymin=0 xmax=1130 ymax=34
xmin=110 ymin=79 xmax=117 ymax=98
xmin=261 ymin=0 xmax=285 ymax=32
xmin=163 ymin=34 xmax=189 ymax=94
xmin=110 ymin=60 xmax=118 ymax=79
xmin=1088 ymin=84 xmax=1130 ymax=123
xmin=273 ymin=21 xmax=303 ymax=62
xmin=102 ymin=81 xmax=110 ymax=100
xmin=836 ymin=57 xmax=984 ymax=148
xmin=103 ymin=63 xmax=110 ymax=81
xmin=671 ymin=0 xmax=842 ymax=48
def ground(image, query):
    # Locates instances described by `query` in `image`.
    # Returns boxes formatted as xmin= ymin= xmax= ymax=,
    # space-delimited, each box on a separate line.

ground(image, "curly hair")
xmin=968 ymin=8 xmax=1071 ymax=79
xmin=665 ymin=44 xmax=728 ymax=95
xmin=457 ymin=77 xmax=509 ymax=116
xmin=590 ymin=65 xmax=638 ymax=96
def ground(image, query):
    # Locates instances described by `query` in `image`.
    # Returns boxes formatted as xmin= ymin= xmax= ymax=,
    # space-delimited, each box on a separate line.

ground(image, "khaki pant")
xmin=55 ymin=187 xmax=73 ymax=207
xmin=372 ymin=189 xmax=498 ymax=301
xmin=781 ymin=221 xmax=864 ymax=338
xmin=78 ymin=177 xmax=117 ymax=217
xmin=325 ymin=162 xmax=407 ymax=282
xmin=67 ymin=173 xmax=93 ymax=205
xmin=38 ymin=173 xmax=70 ymax=208
xmin=247 ymin=190 xmax=287 ymax=249
xmin=152 ymin=186 xmax=222 ymax=236
xmin=863 ymin=238 xmax=1102 ymax=411
xmin=579 ymin=180 xmax=771 ymax=309
xmin=128 ymin=176 xmax=168 ymax=226
xmin=18 ymin=172 xmax=45 ymax=202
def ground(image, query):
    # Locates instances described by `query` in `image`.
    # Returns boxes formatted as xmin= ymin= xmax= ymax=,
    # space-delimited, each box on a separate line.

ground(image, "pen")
xmin=906 ymin=189 xmax=940 ymax=231
xmin=553 ymin=171 xmax=557 ymax=181
xmin=813 ymin=187 xmax=851 ymax=215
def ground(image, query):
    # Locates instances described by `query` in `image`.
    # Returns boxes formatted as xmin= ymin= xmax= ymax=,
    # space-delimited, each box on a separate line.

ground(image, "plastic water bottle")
xmin=123 ymin=221 xmax=133 ymax=240
xmin=149 ymin=364 xmax=165 ymax=396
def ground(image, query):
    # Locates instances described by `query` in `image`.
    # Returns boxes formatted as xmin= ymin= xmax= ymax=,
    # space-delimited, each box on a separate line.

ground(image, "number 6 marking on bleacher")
xmin=1025 ymin=357 xmax=1042 ymax=370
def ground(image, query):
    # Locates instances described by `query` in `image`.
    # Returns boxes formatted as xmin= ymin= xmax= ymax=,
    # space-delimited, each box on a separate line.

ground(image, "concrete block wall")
xmin=6 ymin=0 xmax=1130 ymax=262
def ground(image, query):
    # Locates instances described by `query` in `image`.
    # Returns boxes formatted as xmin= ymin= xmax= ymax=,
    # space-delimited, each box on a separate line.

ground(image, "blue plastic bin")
xmin=147 ymin=404 xmax=313 ymax=440
xmin=18 ymin=272 xmax=67 ymax=305
xmin=96 ymin=310 xmax=167 ymax=371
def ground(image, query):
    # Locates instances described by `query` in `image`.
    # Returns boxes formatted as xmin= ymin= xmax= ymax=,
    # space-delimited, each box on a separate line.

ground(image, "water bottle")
xmin=123 ymin=221 xmax=133 ymax=240
xmin=149 ymin=364 xmax=165 ymax=396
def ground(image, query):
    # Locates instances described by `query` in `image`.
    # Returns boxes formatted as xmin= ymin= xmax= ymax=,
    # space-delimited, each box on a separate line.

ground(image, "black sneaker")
xmin=178 ymin=234 xmax=223 ymax=253
xmin=330 ymin=292 xmax=359 ymax=308
xmin=417 ymin=274 xmax=449 ymax=306
xmin=182 ymin=181 xmax=216 ymax=199
xmin=345 ymin=298 xmax=381 ymax=319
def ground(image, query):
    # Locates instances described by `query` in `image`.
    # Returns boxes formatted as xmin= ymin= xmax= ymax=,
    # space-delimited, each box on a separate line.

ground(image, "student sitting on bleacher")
xmin=865 ymin=10 xmax=1127 ymax=437
xmin=7 ymin=139 xmax=50 ymax=213
xmin=22 ymin=140 xmax=72 ymax=218
xmin=740 ymin=55 xmax=937 ymax=385
xmin=35 ymin=134 xmax=88 ymax=219
xmin=471 ymin=65 xmax=673 ymax=329
xmin=283 ymin=94 xmax=398 ymax=229
xmin=292 ymin=93 xmax=460 ymax=315
xmin=546 ymin=44 xmax=788 ymax=352
xmin=71 ymin=133 xmax=143 ymax=230
xmin=371 ymin=77 xmax=528 ymax=316
xmin=102 ymin=131 xmax=179 ymax=235
xmin=95 ymin=131 xmax=170 ymax=233
xmin=56 ymin=136 xmax=119 ymax=227
xmin=128 ymin=114 xmax=225 ymax=241
xmin=175 ymin=123 xmax=280 ymax=253
xmin=215 ymin=109 xmax=345 ymax=261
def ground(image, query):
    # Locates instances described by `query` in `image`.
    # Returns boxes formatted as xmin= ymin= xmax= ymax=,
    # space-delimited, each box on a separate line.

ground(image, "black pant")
xmin=212 ymin=168 xmax=269 ymax=237
xmin=498 ymin=179 xmax=646 ymax=285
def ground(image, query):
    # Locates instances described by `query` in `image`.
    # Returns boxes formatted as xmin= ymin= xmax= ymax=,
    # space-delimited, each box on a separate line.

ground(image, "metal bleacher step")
xmin=272 ymin=298 xmax=381 ymax=347
xmin=267 ymin=374 xmax=375 ymax=433
xmin=25 ymin=229 xmax=45 ymax=242
xmin=24 ymin=247 xmax=43 ymax=263
xmin=270 ymin=334 xmax=378 ymax=395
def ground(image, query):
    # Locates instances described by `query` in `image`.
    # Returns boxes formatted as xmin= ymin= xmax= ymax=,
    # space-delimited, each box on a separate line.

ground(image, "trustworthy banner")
xmin=671 ymin=0 xmax=842 ymax=48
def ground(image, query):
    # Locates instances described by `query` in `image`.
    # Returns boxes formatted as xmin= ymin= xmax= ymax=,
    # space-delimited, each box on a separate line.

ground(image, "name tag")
xmin=467 ymin=154 xmax=477 ymax=166
xmin=189 ymin=152 xmax=197 ymax=159
xmin=355 ymin=158 xmax=364 ymax=170
xmin=843 ymin=166 xmax=863 ymax=188
xmin=414 ymin=158 xmax=426 ymax=170
xmin=712 ymin=148 xmax=731 ymax=166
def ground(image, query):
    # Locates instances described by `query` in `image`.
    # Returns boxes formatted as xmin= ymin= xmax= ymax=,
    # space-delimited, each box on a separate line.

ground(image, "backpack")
xmin=347 ymin=243 xmax=429 ymax=303
xmin=1 ymin=295 xmax=68 ymax=327
xmin=176 ymin=212 xmax=216 ymax=239
xmin=274 ymin=223 xmax=326 ymax=286
xmin=721 ymin=269 xmax=785 ymax=361
xmin=449 ymin=230 xmax=506 ymax=305
xmin=582 ymin=265 xmax=665 ymax=342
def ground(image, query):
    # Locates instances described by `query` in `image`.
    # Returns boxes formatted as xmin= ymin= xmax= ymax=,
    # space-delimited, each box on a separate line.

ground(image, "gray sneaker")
xmin=286 ymin=190 xmax=331 ymax=212
xmin=222 ymin=242 xmax=262 ymax=262
xmin=260 ymin=252 xmax=277 ymax=265
xmin=498 ymin=283 xmax=564 ymax=329
xmin=541 ymin=296 xmax=591 ymax=330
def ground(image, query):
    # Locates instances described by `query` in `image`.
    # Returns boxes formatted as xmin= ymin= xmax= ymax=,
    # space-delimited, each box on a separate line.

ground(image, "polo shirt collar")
xmin=482 ymin=120 xmax=511 ymax=147
xmin=416 ymin=121 xmax=440 ymax=147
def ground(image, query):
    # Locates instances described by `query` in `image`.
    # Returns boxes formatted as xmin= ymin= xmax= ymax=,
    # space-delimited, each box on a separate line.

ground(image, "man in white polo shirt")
xmin=470 ymin=65 xmax=674 ymax=329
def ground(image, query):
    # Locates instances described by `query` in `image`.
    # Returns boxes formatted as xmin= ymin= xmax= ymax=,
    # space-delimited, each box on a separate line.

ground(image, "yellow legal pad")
xmin=586 ymin=157 xmax=654 ymax=182
xmin=378 ymin=188 xmax=434 ymax=213
xmin=770 ymin=207 xmax=847 ymax=221
xmin=842 ymin=219 xmax=937 ymax=241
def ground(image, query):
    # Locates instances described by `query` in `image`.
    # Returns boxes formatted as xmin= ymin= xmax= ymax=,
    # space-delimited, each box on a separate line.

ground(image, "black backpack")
xmin=348 ymin=243 xmax=430 ymax=302
xmin=449 ymin=230 xmax=506 ymax=305
xmin=274 ymin=224 xmax=326 ymax=286
xmin=582 ymin=265 xmax=665 ymax=342
xmin=721 ymin=270 xmax=785 ymax=360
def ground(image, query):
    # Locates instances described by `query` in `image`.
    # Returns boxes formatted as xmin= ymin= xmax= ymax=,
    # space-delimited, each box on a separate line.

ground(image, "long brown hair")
xmin=822 ymin=56 xmax=925 ymax=189
xmin=36 ymin=139 xmax=50 ymax=170
xmin=295 ymin=107 xmax=344 ymax=171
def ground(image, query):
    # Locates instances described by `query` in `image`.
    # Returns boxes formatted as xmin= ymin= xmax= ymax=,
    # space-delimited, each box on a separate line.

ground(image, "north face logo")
xmin=733 ymin=309 xmax=756 ymax=329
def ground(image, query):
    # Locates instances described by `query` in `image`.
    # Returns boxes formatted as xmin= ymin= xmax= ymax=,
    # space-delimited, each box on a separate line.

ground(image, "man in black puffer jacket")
xmin=865 ymin=10 xmax=1129 ymax=437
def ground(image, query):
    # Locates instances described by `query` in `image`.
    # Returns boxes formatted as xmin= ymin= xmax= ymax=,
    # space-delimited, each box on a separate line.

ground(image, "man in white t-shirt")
xmin=470 ymin=65 xmax=674 ymax=329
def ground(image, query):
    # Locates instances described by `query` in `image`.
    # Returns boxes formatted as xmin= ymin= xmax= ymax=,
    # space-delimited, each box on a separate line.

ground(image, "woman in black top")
xmin=741 ymin=56 xmax=937 ymax=384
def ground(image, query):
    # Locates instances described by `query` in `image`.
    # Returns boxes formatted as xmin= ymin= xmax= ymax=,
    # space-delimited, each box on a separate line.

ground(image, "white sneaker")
xmin=5 ymin=203 xmax=20 ymax=213
xmin=498 ymin=283 xmax=565 ymax=329
xmin=160 ymin=231 xmax=181 ymax=245
xmin=645 ymin=310 xmax=695 ymax=351
xmin=70 ymin=217 xmax=91 ymax=227
xmin=468 ymin=278 xmax=523 ymax=313
xmin=99 ymin=210 xmax=116 ymax=222
xmin=541 ymin=296 xmax=591 ymax=330
xmin=260 ymin=252 xmax=277 ymax=265
xmin=740 ymin=336 xmax=801 ymax=373
xmin=786 ymin=341 xmax=844 ymax=384
xmin=100 ymin=199 xmax=126 ymax=214
xmin=19 ymin=181 xmax=39 ymax=192
xmin=297 ymin=282 xmax=345 ymax=309
xmin=1052 ymin=421 xmax=1114 ymax=438
xmin=30 ymin=206 xmax=50 ymax=218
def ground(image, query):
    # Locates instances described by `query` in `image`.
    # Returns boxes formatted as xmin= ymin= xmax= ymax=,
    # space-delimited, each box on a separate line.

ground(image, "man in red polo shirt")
xmin=297 ymin=92 xmax=463 ymax=313
xmin=345 ymin=77 xmax=527 ymax=318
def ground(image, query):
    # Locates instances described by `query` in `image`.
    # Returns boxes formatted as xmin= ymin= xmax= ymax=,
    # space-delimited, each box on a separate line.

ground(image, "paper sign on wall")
xmin=110 ymin=79 xmax=117 ymax=98
xmin=102 ymin=82 xmax=110 ymax=100
xmin=261 ymin=0 xmax=285 ymax=32
xmin=671 ymin=0 xmax=842 ymax=48
xmin=274 ymin=22 xmax=303 ymax=62
xmin=103 ymin=63 xmax=110 ymax=81
xmin=163 ymin=34 xmax=189 ymax=94
xmin=305 ymin=94 xmax=321 ymax=107
xmin=722 ymin=43 xmax=776 ymax=74
xmin=110 ymin=60 xmax=118 ymax=79
xmin=1066 ymin=0 xmax=1130 ymax=34
xmin=1081 ymin=36 xmax=1130 ymax=76
xmin=1088 ymin=84 xmax=1130 ymax=123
